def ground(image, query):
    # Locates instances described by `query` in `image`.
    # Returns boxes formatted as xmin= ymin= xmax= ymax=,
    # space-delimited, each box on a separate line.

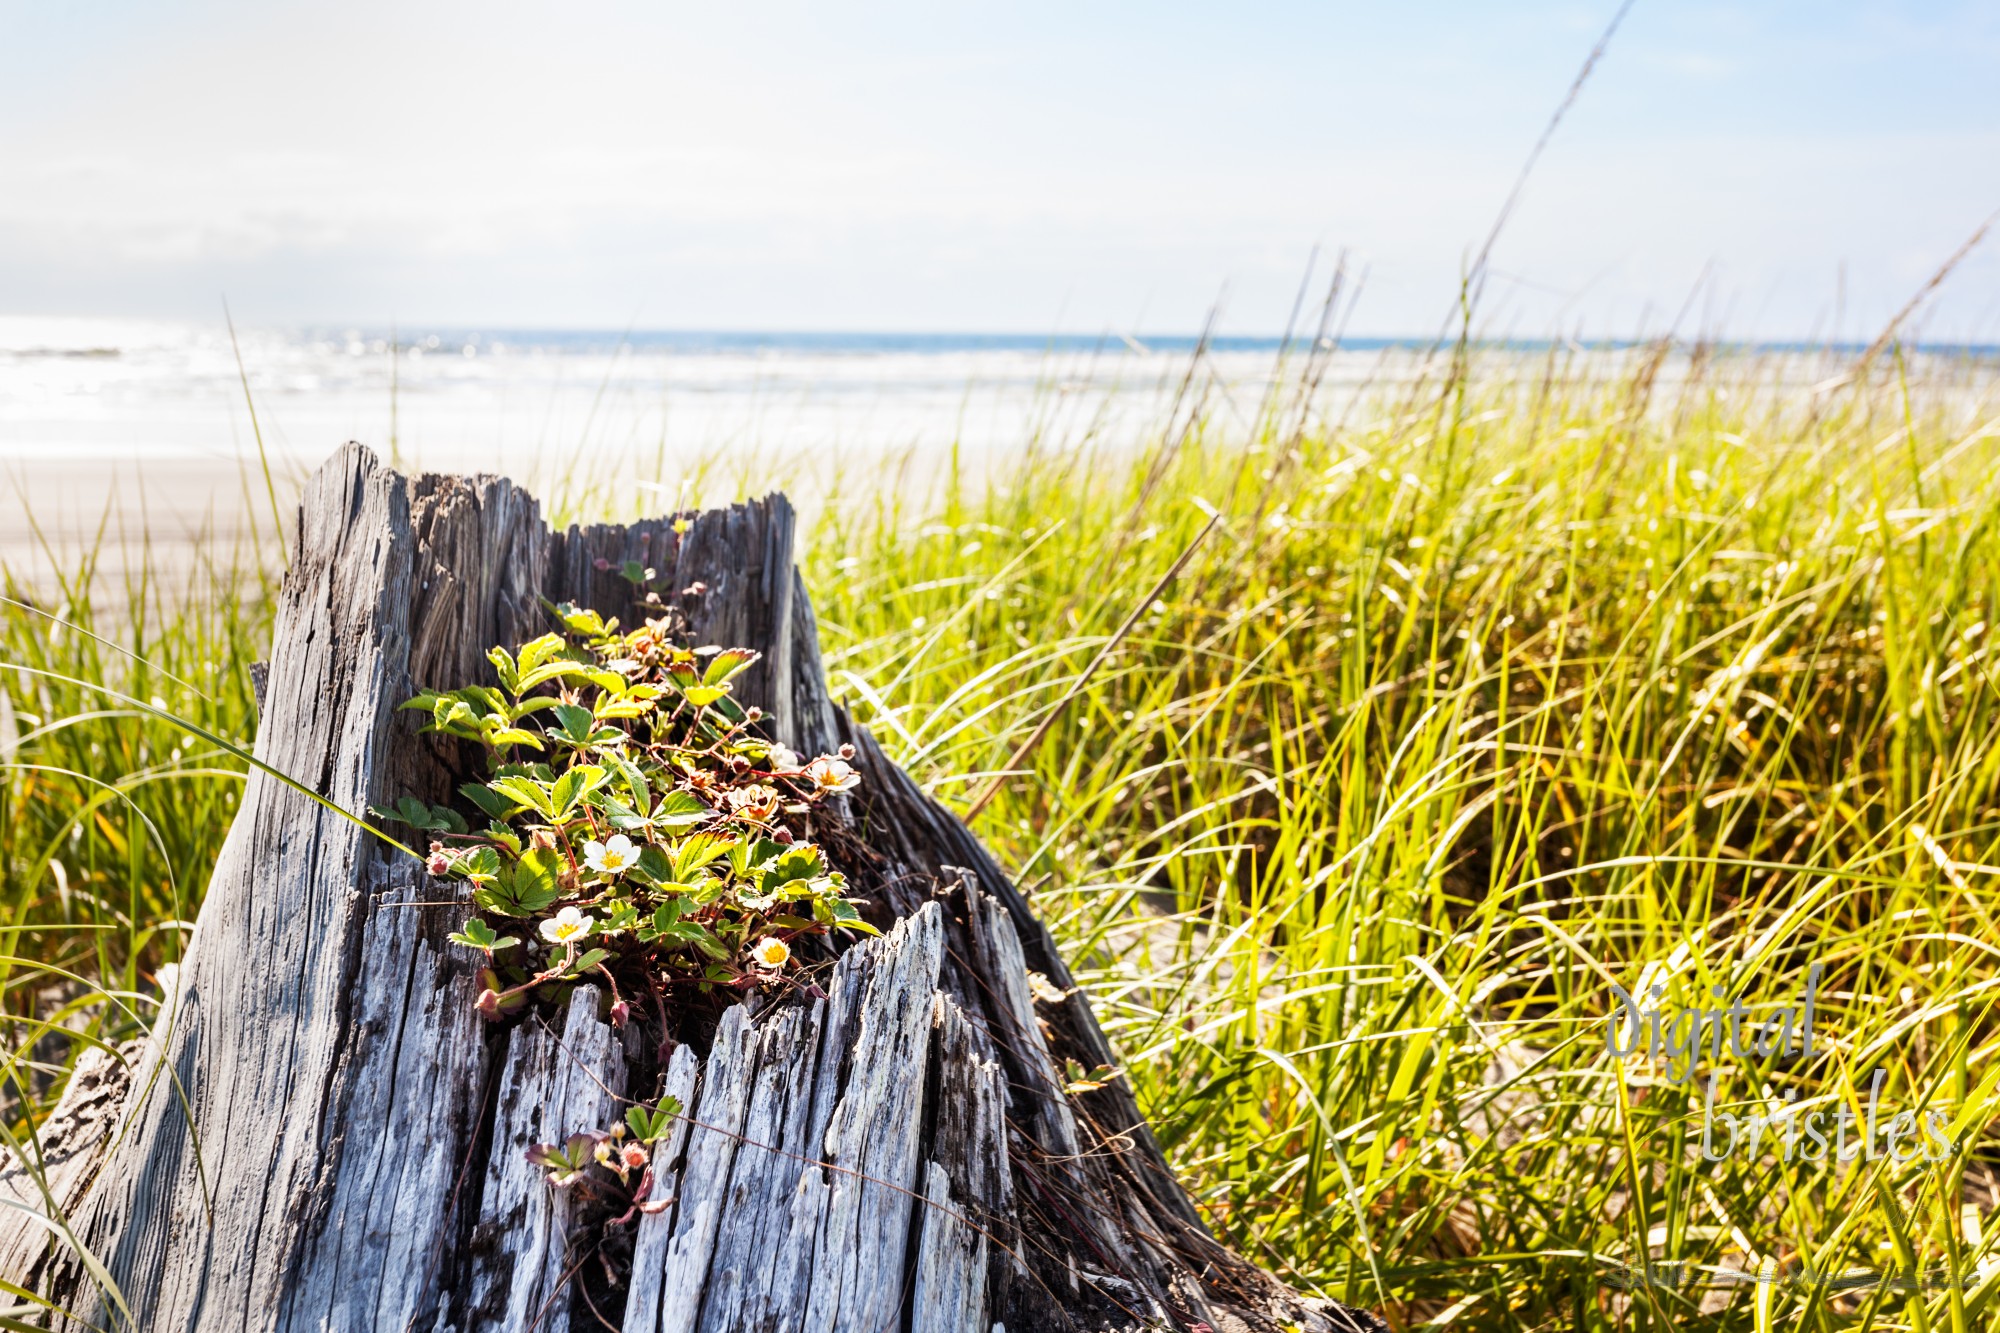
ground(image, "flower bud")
xmin=772 ymin=827 xmax=794 ymax=845
xmin=530 ymin=829 xmax=558 ymax=852
xmin=609 ymin=999 xmax=630 ymax=1028
xmin=474 ymin=989 xmax=502 ymax=1020
xmin=838 ymin=743 xmax=857 ymax=760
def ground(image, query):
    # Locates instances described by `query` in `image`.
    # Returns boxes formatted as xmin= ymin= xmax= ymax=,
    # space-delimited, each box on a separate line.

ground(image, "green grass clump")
xmin=7 ymin=342 xmax=2000 ymax=1330
xmin=0 ymin=544 xmax=269 ymax=1119
xmin=802 ymin=345 xmax=2000 ymax=1329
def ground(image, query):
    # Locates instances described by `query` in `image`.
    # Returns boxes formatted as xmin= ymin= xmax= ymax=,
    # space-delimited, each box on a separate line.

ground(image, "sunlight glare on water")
xmin=0 ymin=318 xmax=1394 ymax=471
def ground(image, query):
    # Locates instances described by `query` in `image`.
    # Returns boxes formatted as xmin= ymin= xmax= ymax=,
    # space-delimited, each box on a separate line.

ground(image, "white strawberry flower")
xmin=725 ymin=784 xmax=781 ymax=821
xmin=750 ymin=937 xmax=792 ymax=970
xmin=583 ymin=833 xmax=638 ymax=877
xmin=803 ymin=756 xmax=860 ymax=793
xmin=767 ymin=744 xmax=802 ymax=771
xmin=540 ymin=905 xmax=595 ymax=946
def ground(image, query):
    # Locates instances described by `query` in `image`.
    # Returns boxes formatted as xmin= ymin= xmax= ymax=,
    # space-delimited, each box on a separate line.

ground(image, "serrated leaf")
xmin=681 ymin=684 xmax=729 ymax=708
xmin=757 ymin=843 xmax=827 ymax=896
xmin=517 ymin=660 xmax=598 ymax=693
xmin=651 ymin=790 xmax=710 ymax=830
xmin=460 ymin=846 xmax=503 ymax=884
xmin=550 ymin=765 xmax=605 ymax=819
xmin=627 ymin=1097 xmax=681 ymax=1144
xmin=464 ymin=685 xmax=510 ymax=718
xmin=462 ymin=782 xmax=523 ymax=820
xmin=486 ymin=645 xmax=519 ymax=692
xmin=552 ymin=702 xmax=594 ymax=741
xmin=550 ymin=602 xmax=612 ymax=639
xmin=508 ymin=695 xmax=564 ymax=723
xmin=449 ymin=917 xmax=520 ymax=953
xmin=433 ymin=697 xmax=478 ymax=733
xmin=504 ymin=847 xmax=563 ymax=914
xmin=605 ymin=752 xmax=649 ymax=804
xmin=671 ymin=832 xmax=736 ymax=880
xmin=488 ymin=776 xmax=553 ymax=818
xmin=603 ymin=796 xmax=649 ymax=831
xmin=632 ymin=845 xmax=674 ymax=886
xmin=473 ymin=885 xmax=527 ymax=918
xmin=375 ymin=795 xmax=434 ymax=829
xmin=516 ymin=632 xmax=567 ymax=675
xmin=702 ymin=648 xmax=760 ymax=687
xmin=450 ymin=918 xmax=499 ymax=949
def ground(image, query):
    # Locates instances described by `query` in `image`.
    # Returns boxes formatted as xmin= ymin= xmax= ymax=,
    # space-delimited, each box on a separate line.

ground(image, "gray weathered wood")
xmin=1 ymin=444 xmax=1382 ymax=1333
xmin=465 ymin=985 xmax=628 ymax=1332
xmin=910 ymin=995 xmax=1010 ymax=1333
xmin=967 ymin=882 xmax=1083 ymax=1170
xmin=692 ymin=999 xmax=822 ymax=1332
xmin=647 ymin=1003 xmax=757 ymax=1333
xmin=619 ymin=1044 xmax=699 ymax=1333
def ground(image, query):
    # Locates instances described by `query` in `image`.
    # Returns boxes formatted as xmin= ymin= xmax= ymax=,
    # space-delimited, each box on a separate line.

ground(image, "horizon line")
xmin=288 ymin=327 xmax=2000 ymax=356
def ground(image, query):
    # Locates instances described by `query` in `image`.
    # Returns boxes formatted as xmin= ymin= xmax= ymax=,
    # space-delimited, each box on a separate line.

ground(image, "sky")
xmin=1 ymin=1 xmax=1996 ymax=340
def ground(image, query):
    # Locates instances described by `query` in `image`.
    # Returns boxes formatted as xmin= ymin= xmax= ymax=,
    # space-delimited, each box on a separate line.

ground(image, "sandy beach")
xmin=1 ymin=456 xmax=286 ymax=597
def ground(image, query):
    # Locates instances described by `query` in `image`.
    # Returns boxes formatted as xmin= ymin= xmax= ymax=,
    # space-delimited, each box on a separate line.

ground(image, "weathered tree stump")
xmin=0 ymin=445 xmax=1382 ymax=1333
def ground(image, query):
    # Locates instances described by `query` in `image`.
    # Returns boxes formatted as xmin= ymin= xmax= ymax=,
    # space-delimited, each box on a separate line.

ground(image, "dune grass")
xmin=5 ymin=340 xmax=2000 ymax=1330
xmin=0 ymin=544 xmax=267 ymax=1123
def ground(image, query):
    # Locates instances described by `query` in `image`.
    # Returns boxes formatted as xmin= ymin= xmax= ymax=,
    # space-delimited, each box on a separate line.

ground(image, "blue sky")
xmin=1 ymin=1 xmax=1995 ymax=338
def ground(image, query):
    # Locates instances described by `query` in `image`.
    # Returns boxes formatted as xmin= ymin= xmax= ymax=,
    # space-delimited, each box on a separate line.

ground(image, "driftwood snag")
xmin=0 ymin=445 xmax=1383 ymax=1333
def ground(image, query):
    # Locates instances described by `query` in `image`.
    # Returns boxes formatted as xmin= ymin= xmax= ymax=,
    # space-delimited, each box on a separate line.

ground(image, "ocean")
xmin=0 ymin=318 xmax=1392 ymax=471
xmin=3 ymin=316 xmax=1990 ymax=473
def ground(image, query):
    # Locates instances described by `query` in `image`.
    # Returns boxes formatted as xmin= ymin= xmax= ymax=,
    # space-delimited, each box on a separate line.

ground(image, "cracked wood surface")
xmin=1 ymin=444 xmax=1382 ymax=1333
